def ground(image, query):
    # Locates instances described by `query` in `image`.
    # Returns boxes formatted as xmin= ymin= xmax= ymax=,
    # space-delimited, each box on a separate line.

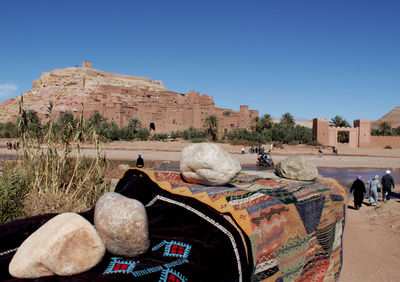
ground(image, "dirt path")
xmin=2 ymin=140 xmax=398 ymax=169
xmin=340 ymin=199 xmax=400 ymax=281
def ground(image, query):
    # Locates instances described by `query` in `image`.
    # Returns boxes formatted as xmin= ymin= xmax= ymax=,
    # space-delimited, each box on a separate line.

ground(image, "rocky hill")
xmin=0 ymin=62 xmax=258 ymax=133
xmin=372 ymin=106 xmax=400 ymax=129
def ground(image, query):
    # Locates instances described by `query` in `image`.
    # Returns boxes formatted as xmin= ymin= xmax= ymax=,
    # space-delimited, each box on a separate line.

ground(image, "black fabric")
xmin=0 ymin=169 xmax=253 ymax=281
xmin=350 ymin=179 xmax=366 ymax=208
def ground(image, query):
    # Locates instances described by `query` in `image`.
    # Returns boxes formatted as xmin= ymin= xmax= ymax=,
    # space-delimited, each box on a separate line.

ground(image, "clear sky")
xmin=0 ymin=0 xmax=399 ymax=123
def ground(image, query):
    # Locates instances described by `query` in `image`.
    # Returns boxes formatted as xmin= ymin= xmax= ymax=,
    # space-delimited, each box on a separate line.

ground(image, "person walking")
xmin=350 ymin=175 xmax=366 ymax=210
xmin=136 ymin=154 xmax=144 ymax=168
xmin=381 ymin=170 xmax=395 ymax=202
xmin=242 ymin=147 xmax=245 ymax=154
xmin=368 ymin=175 xmax=380 ymax=206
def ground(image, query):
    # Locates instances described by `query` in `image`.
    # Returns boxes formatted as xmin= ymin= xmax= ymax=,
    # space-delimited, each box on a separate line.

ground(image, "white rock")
xmin=9 ymin=213 xmax=105 ymax=278
xmin=94 ymin=192 xmax=150 ymax=257
xmin=275 ymin=156 xmax=318 ymax=181
xmin=180 ymin=143 xmax=241 ymax=186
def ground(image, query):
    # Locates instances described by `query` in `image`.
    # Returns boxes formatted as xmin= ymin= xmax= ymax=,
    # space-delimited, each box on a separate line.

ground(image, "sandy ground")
xmin=1 ymin=140 xmax=399 ymax=169
xmin=340 ymin=199 xmax=400 ymax=282
xmin=86 ymin=141 xmax=400 ymax=169
xmin=1 ymin=139 xmax=399 ymax=281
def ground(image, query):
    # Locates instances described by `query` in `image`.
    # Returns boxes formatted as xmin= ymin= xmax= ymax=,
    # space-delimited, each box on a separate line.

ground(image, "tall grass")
xmin=0 ymin=97 xmax=111 ymax=224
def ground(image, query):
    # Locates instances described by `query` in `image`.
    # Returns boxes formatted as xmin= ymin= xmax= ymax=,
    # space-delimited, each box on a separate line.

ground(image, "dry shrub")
xmin=0 ymin=162 xmax=29 ymax=223
xmin=0 ymin=98 xmax=112 ymax=223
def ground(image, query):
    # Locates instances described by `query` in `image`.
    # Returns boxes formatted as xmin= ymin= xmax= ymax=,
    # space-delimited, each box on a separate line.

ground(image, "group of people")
xmin=350 ymin=170 xmax=396 ymax=209
xmin=318 ymin=146 xmax=338 ymax=158
xmin=248 ymin=145 xmax=267 ymax=154
xmin=5 ymin=141 xmax=19 ymax=151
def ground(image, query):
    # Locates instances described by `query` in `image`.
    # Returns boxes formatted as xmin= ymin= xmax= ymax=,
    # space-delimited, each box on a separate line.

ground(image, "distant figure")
xmin=270 ymin=144 xmax=273 ymax=151
xmin=381 ymin=170 xmax=395 ymax=202
xmin=350 ymin=175 xmax=366 ymax=210
xmin=319 ymin=149 xmax=323 ymax=158
xmin=334 ymin=148 xmax=338 ymax=155
xmin=249 ymin=146 xmax=252 ymax=154
xmin=241 ymin=147 xmax=245 ymax=154
xmin=368 ymin=175 xmax=380 ymax=206
xmin=332 ymin=147 xmax=338 ymax=155
xmin=136 ymin=154 xmax=144 ymax=168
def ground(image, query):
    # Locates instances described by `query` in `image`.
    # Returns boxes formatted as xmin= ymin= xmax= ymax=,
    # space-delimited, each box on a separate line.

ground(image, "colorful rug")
xmin=143 ymin=169 xmax=346 ymax=281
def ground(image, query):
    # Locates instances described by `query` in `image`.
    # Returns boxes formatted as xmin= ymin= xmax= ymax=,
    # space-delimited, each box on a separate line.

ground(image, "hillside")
xmin=0 ymin=62 xmax=258 ymax=133
xmin=372 ymin=106 xmax=400 ymax=129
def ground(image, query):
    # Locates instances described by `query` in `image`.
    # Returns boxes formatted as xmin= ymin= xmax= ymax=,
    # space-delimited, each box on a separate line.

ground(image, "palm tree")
xmin=330 ymin=115 xmax=350 ymax=127
xmin=280 ymin=112 xmax=295 ymax=126
xmin=252 ymin=114 xmax=273 ymax=133
xmin=86 ymin=112 xmax=106 ymax=133
xmin=203 ymin=115 xmax=219 ymax=141
xmin=128 ymin=117 xmax=141 ymax=134
xmin=330 ymin=115 xmax=350 ymax=143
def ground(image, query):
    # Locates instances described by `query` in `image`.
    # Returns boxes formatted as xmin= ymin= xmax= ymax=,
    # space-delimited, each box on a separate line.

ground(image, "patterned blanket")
xmin=0 ymin=168 xmax=346 ymax=281
xmin=144 ymin=169 xmax=347 ymax=281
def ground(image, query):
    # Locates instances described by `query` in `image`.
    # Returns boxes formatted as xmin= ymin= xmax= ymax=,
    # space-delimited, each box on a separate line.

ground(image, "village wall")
xmin=313 ymin=118 xmax=400 ymax=148
xmin=368 ymin=136 xmax=400 ymax=148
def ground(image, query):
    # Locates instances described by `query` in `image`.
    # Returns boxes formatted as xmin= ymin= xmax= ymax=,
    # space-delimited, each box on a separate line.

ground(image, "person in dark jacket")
xmin=136 ymin=154 xmax=144 ymax=168
xmin=381 ymin=170 xmax=395 ymax=202
xmin=350 ymin=175 xmax=366 ymax=210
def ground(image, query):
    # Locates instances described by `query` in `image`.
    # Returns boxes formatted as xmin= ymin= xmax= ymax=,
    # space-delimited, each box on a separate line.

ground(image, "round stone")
xmin=94 ymin=192 xmax=150 ymax=257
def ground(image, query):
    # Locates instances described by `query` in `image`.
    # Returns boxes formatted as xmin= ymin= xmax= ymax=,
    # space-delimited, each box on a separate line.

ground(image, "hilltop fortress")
xmin=0 ymin=61 xmax=258 ymax=133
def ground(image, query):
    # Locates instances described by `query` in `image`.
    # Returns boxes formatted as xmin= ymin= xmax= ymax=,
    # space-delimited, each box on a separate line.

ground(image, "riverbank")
xmin=1 ymin=140 xmax=398 ymax=170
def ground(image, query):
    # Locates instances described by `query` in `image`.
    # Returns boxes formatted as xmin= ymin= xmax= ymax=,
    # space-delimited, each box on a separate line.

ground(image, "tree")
xmin=101 ymin=121 xmax=120 ymax=140
xmin=252 ymin=114 xmax=273 ymax=134
xmin=203 ymin=115 xmax=219 ymax=141
xmin=379 ymin=122 xmax=392 ymax=136
xmin=86 ymin=112 xmax=106 ymax=133
xmin=128 ymin=117 xmax=141 ymax=134
xmin=1 ymin=122 xmax=17 ymax=138
xmin=330 ymin=115 xmax=350 ymax=127
xmin=330 ymin=115 xmax=350 ymax=143
xmin=280 ymin=112 xmax=295 ymax=126
xmin=119 ymin=126 xmax=135 ymax=140
xmin=136 ymin=127 xmax=149 ymax=141
xmin=26 ymin=110 xmax=42 ymax=140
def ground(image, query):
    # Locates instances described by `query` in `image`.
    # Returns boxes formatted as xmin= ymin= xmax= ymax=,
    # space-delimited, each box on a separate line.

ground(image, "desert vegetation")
xmin=0 ymin=100 xmax=111 ymax=224
xmin=0 ymin=111 xmax=316 ymax=145
xmin=371 ymin=122 xmax=400 ymax=136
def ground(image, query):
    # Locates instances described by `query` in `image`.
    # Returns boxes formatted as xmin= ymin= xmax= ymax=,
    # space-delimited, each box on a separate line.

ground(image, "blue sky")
xmin=0 ymin=0 xmax=399 ymax=122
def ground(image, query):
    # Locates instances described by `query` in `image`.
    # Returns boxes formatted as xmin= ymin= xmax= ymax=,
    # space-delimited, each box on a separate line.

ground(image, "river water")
xmin=154 ymin=161 xmax=399 ymax=190
xmin=1 ymin=155 xmax=398 ymax=190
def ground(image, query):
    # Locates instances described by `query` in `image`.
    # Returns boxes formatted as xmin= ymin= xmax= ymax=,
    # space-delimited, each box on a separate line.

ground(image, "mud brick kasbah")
xmin=0 ymin=61 xmax=258 ymax=133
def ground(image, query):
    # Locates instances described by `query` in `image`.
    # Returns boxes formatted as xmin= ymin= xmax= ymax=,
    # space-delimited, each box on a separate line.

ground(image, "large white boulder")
xmin=94 ymin=192 xmax=150 ymax=257
xmin=275 ymin=156 xmax=318 ymax=181
xmin=9 ymin=213 xmax=105 ymax=278
xmin=180 ymin=143 xmax=241 ymax=186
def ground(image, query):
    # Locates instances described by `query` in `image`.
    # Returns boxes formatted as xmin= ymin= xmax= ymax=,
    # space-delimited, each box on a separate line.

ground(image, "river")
xmin=153 ymin=161 xmax=399 ymax=190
